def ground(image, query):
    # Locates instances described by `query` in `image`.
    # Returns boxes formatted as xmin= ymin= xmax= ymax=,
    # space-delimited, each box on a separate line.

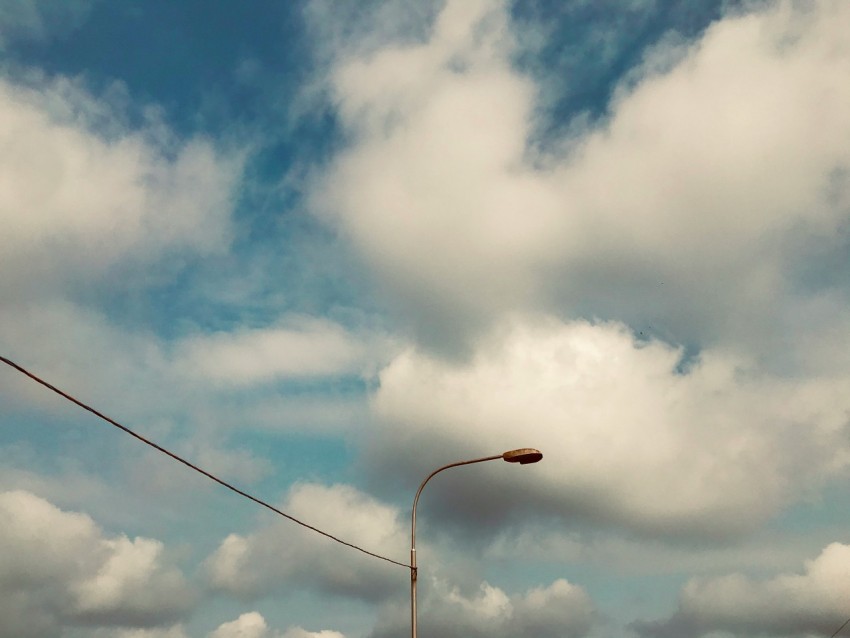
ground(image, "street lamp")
xmin=410 ymin=448 xmax=543 ymax=638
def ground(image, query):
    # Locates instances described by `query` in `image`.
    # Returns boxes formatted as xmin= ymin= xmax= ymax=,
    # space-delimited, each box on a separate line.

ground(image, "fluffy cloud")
xmin=369 ymin=315 xmax=850 ymax=537
xmin=205 ymin=480 xmax=596 ymax=637
xmin=0 ymin=69 xmax=245 ymax=428
xmin=314 ymin=0 xmax=850 ymax=356
xmin=209 ymin=612 xmax=269 ymax=638
xmin=633 ymin=542 xmax=850 ymax=638
xmin=548 ymin=0 xmax=850 ymax=354
xmin=368 ymin=577 xmax=595 ymax=638
xmin=313 ymin=0 xmax=552 ymax=346
xmin=5 ymin=1 xmax=850 ymax=634
xmin=0 ymin=68 xmax=377 ymax=431
xmin=0 ymin=74 xmax=240 ymax=301
xmin=209 ymin=612 xmax=345 ymax=638
xmin=206 ymin=483 xmax=406 ymax=602
xmin=0 ymin=490 xmax=193 ymax=637
xmin=0 ymin=298 xmax=377 ymax=444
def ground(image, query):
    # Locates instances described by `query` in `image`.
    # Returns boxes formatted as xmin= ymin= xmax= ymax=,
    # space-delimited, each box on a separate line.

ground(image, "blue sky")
xmin=2 ymin=1 xmax=850 ymax=636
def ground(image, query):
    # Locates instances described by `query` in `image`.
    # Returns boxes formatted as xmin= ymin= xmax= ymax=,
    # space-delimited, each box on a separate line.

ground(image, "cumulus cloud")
xmin=633 ymin=542 xmax=850 ymax=638
xmin=369 ymin=315 xmax=850 ymax=537
xmin=209 ymin=612 xmax=345 ymax=638
xmin=5 ymin=1 xmax=850 ymax=634
xmin=548 ymin=0 xmax=850 ymax=354
xmin=206 ymin=483 xmax=406 ymax=602
xmin=0 ymin=298 xmax=376 ymax=447
xmin=312 ymin=0 xmax=554 ymax=347
xmin=204 ymin=480 xmax=596 ymax=637
xmin=0 ymin=69 xmax=245 ymax=429
xmin=0 ymin=74 xmax=240 ymax=302
xmin=313 ymin=0 xmax=850 ymax=357
xmin=209 ymin=612 xmax=270 ymax=638
xmin=368 ymin=577 xmax=595 ymax=638
xmin=0 ymin=68 xmax=377 ymax=437
xmin=0 ymin=490 xmax=193 ymax=637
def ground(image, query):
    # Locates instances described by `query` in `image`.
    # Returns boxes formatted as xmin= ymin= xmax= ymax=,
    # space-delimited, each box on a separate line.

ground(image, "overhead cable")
xmin=831 ymin=617 xmax=850 ymax=637
xmin=0 ymin=354 xmax=409 ymax=570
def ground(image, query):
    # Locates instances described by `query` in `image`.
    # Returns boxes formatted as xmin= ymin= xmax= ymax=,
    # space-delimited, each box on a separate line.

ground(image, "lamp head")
xmin=502 ymin=448 xmax=543 ymax=464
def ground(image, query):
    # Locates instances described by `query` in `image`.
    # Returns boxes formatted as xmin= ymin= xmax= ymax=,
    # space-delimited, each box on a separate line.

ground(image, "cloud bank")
xmin=369 ymin=315 xmax=850 ymax=537
xmin=634 ymin=542 xmax=850 ymax=637
xmin=209 ymin=612 xmax=345 ymax=638
xmin=368 ymin=576 xmax=595 ymax=638
xmin=301 ymin=0 xmax=850 ymax=551
xmin=0 ymin=74 xmax=239 ymax=301
xmin=206 ymin=483 xmax=406 ymax=602
xmin=3 ymin=0 xmax=850 ymax=635
xmin=0 ymin=490 xmax=193 ymax=637
xmin=315 ymin=0 xmax=850 ymax=359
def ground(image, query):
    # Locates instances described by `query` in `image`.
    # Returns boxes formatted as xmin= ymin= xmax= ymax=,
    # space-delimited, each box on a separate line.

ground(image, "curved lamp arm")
xmin=410 ymin=454 xmax=502 ymax=556
xmin=409 ymin=448 xmax=542 ymax=638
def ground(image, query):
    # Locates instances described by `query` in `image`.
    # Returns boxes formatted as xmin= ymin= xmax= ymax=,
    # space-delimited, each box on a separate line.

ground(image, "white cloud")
xmin=0 ymin=300 xmax=377 ymax=447
xmin=634 ymin=542 xmax=850 ymax=637
xmin=176 ymin=317 xmax=390 ymax=385
xmin=547 ymin=0 xmax=850 ymax=353
xmin=0 ymin=69 xmax=247 ymax=433
xmin=204 ymin=480 xmax=596 ymax=637
xmin=368 ymin=576 xmax=596 ymax=638
xmin=208 ymin=612 xmax=345 ymax=638
xmin=312 ymin=0 xmax=556 ymax=346
xmin=209 ymin=612 xmax=269 ymax=638
xmin=206 ymin=482 xmax=406 ymax=602
xmin=72 ymin=536 xmax=182 ymax=614
xmin=369 ymin=315 xmax=850 ymax=537
xmin=4 ymin=1 xmax=850 ymax=635
xmin=0 ymin=73 xmax=381 ymax=432
xmin=313 ymin=0 xmax=850 ymax=357
xmin=0 ymin=490 xmax=193 ymax=636
xmin=0 ymin=73 xmax=240 ymax=302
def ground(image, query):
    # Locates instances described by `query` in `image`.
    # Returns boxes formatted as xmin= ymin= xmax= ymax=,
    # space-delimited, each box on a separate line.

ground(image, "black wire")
xmin=0 ymin=354 xmax=409 ymax=570
xmin=831 ymin=617 xmax=850 ymax=637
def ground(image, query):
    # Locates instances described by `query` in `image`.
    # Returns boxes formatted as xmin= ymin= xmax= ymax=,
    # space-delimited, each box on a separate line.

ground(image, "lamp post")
xmin=410 ymin=448 xmax=543 ymax=638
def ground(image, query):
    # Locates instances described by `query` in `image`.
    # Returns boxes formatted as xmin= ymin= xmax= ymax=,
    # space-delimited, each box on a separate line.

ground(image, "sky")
xmin=1 ymin=0 xmax=850 ymax=636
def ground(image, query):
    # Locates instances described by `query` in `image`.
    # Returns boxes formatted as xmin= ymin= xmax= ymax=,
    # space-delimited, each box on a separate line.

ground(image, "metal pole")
xmin=410 ymin=455 xmax=502 ymax=638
